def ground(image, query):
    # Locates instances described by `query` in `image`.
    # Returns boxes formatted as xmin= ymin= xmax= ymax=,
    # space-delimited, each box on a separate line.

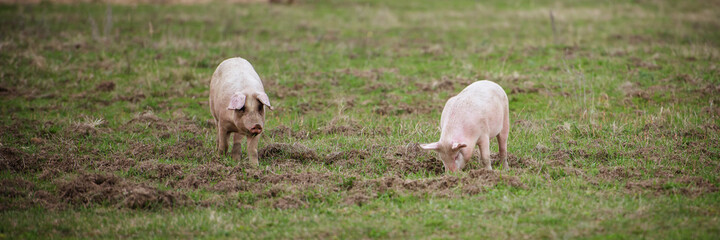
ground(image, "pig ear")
xmin=227 ymin=92 xmax=246 ymax=110
xmin=256 ymin=92 xmax=274 ymax=110
xmin=451 ymin=143 xmax=467 ymax=150
xmin=420 ymin=142 xmax=440 ymax=150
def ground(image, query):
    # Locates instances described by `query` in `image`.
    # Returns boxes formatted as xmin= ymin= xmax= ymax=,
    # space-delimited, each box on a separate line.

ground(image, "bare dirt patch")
xmin=373 ymin=101 xmax=437 ymax=116
xmin=347 ymin=169 xmax=526 ymax=205
xmin=625 ymin=176 xmax=718 ymax=197
xmin=0 ymin=147 xmax=41 ymax=173
xmin=123 ymin=111 xmax=204 ymax=136
xmin=384 ymin=143 xmax=444 ymax=175
xmin=414 ymin=75 xmax=474 ymax=92
xmin=265 ymin=125 xmax=309 ymax=139
xmin=137 ymin=160 xmax=184 ymax=180
xmin=324 ymin=149 xmax=369 ymax=166
xmin=57 ymin=173 xmax=188 ymax=209
xmin=0 ymin=178 xmax=60 ymax=211
xmin=259 ymin=143 xmax=321 ymax=163
xmin=95 ymin=81 xmax=116 ymax=92
xmin=0 ymin=178 xmax=35 ymax=198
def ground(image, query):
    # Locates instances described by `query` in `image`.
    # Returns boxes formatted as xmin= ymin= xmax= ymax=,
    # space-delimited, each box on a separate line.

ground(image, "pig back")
xmin=441 ymin=80 xmax=508 ymax=136
xmin=209 ymin=58 xmax=266 ymax=113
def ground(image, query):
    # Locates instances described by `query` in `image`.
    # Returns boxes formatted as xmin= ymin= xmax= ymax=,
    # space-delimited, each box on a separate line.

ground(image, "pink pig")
xmin=421 ymin=80 xmax=510 ymax=172
xmin=209 ymin=57 xmax=274 ymax=165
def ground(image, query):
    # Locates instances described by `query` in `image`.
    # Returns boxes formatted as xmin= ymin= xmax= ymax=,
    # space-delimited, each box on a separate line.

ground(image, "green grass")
xmin=1 ymin=0 xmax=719 ymax=239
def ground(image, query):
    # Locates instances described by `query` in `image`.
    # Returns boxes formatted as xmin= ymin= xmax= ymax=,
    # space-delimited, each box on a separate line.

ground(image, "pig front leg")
xmin=231 ymin=133 xmax=243 ymax=161
xmin=246 ymin=134 xmax=260 ymax=166
xmin=478 ymin=135 xmax=492 ymax=170
xmin=216 ymin=127 xmax=230 ymax=155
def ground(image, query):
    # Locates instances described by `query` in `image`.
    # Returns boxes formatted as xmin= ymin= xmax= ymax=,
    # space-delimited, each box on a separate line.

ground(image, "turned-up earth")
xmin=1 ymin=0 xmax=719 ymax=238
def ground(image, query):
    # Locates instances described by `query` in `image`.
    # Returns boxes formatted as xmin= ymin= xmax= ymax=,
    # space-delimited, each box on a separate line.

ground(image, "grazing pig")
xmin=420 ymin=80 xmax=509 ymax=172
xmin=209 ymin=57 xmax=274 ymax=165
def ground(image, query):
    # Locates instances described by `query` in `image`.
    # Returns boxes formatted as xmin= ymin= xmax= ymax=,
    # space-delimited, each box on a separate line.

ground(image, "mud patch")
xmin=57 ymin=173 xmax=188 ymax=209
xmin=259 ymin=143 xmax=320 ymax=163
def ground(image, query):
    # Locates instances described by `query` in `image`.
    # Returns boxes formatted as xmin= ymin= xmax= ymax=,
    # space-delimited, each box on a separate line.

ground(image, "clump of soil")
xmin=318 ymin=118 xmax=363 ymax=135
xmin=347 ymin=169 xmax=525 ymax=204
xmin=96 ymin=158 xmax=137 ymax=172
xmin=0 ymin=147 xmax=41 ymax=173
xmin=0 ymin=85 xmax=13 ymax=96
xmin=57 ymin=173 xmax=187 ymax=209
xmin=625 ymin=176 xmax=718 ymax=197
xmin=163 ymin=137 xmax=209 ymax=160
xmin=385 ymin=143 xmax=444 ymax=175
xmin=630 ymin=57 xmax=661 ymax=70
xmin=259 ymin=143 xmax=320 ymax=163
xmin=137 ymin=160 xmax=184 ymax=180
xmin=0 ymin=178 xmax=35 ymax=198
xmin=265 ymin=125 xmax=309 ymax=139
xmin=416 ymin=79 xmax=456 ymax=91
xmin=260 ymin=172 xmax=338 ymax=185
xmin=344 ymin=190 xmax=377 ymax=206
xmin=173 ymin=174 xmax=207 ymax=189
xmin=510 ymin=81 xmax=541 ymax=94
xmin=193 ymin=162 xmax=230 ymax=182
xmin=596 ymin=167 xmax=642 ymax=182
xmin=373 ymin=101 xmax=436 ymax=116
xmin=273 ymin=195 xmax=307 ymax=209
xmin=211 ymin=179 xmax=253 ymax=192
xmin=324 ymin=149 xmax=369 ymax=166
xmin=95 ymin=81 xmax=116 ymax=92
xmin=123 ymin=111 xmax=203 ymax=136
xmin=130 ymin=111 xmax=161 ymax=123
xmin=0 ymin=178 xmax=60 ymax=211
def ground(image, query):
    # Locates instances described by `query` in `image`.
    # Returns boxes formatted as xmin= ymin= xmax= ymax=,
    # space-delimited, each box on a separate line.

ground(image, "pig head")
xmin=420 ymin=142 xmax=472 ymax=172
xmin=226 ymin=91 xmax=274 ymax=135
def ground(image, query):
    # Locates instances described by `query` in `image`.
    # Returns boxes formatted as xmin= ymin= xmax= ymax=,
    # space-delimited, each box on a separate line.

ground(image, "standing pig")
xmin=420 ymin=80 xmax=510 ymax=172
xmin=209 ymin=57 xmax=274 ymax=165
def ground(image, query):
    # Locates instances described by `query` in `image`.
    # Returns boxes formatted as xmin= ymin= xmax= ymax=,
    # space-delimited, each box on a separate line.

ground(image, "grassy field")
xmin=1 ymin=0 xmax=719 ymax=238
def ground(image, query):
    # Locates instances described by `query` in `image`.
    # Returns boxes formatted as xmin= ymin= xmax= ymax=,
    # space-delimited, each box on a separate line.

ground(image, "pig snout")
xmin=443 ymin=161 xmax=458 ymax=173
xmin=249 ymin=124 xmax=263 ymax=134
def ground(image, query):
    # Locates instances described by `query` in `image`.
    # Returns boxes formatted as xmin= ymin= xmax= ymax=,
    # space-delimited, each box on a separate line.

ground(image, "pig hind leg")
xmin=231 ymin=133 xmax=243 ymax=161
xmin=478 ymin=135 xmax=492 ymax=170
xmin=497 ymin=132 xmax=508 ymax=170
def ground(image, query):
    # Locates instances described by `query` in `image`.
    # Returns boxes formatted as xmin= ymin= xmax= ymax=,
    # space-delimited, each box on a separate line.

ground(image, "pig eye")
xmin=236 ymin=107 xmax=245 ymax=112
